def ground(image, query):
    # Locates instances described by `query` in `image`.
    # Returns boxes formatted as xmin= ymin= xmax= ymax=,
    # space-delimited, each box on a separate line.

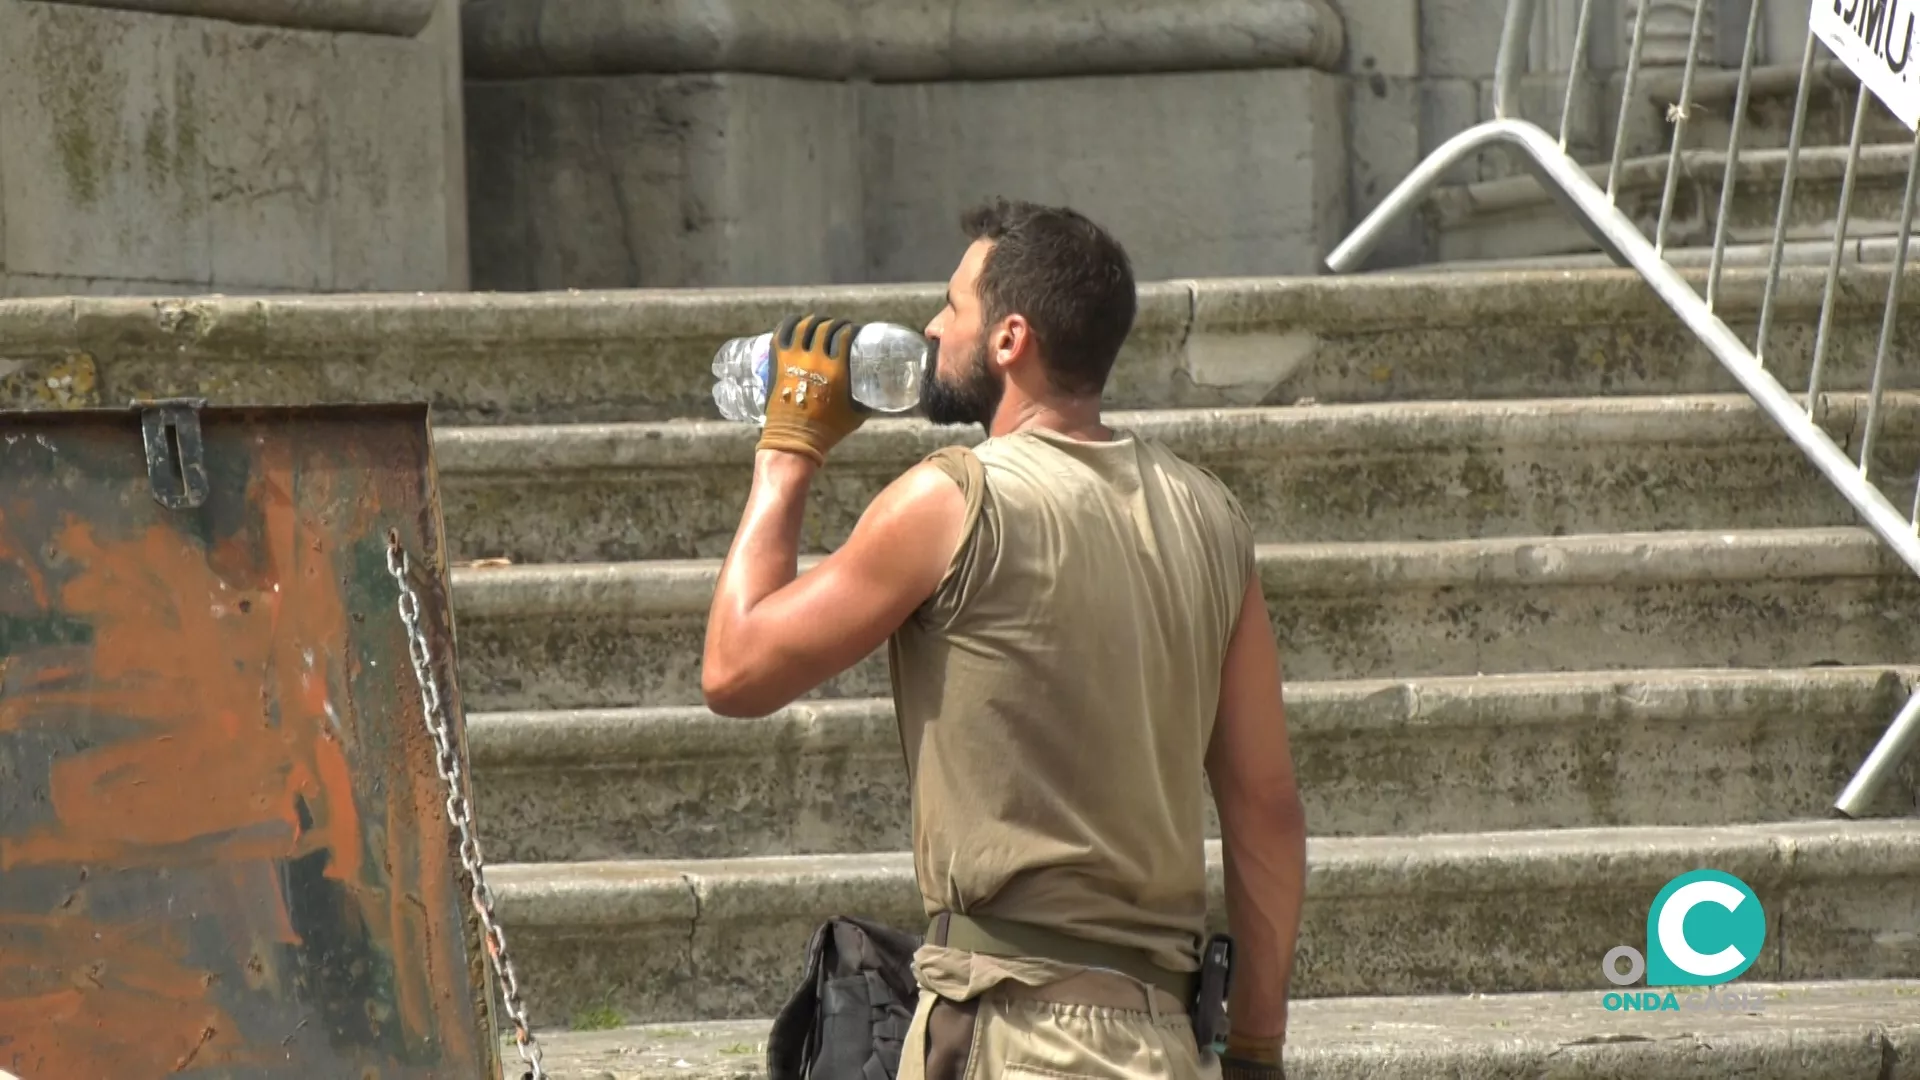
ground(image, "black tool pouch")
xmin=1189 ymin=934 xmax=1235 ymax=1059
xmin=768 ymin=916 xmax=923 ymax=1080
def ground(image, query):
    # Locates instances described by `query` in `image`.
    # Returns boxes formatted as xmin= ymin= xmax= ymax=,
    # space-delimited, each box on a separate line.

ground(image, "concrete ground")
xmin=507 ymin=979 xmax=1920 ymax=1080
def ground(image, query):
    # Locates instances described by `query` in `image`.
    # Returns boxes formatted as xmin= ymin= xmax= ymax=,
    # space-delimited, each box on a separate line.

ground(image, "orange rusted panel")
xmin=0 ymin=403 xmax=497 ymax=1078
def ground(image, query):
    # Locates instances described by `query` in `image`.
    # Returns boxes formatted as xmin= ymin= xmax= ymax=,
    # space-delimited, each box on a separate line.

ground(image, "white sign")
xmin=1811 ymin=0 xmax=1920 ymax=131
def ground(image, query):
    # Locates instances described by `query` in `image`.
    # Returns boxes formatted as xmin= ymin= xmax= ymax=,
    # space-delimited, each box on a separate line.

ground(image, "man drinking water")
xmin=702 ymin=198 xmax=1308 ymax=1080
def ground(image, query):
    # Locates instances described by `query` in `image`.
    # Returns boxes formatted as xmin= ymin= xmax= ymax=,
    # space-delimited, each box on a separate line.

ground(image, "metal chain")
xmin=386 ymin=529 xmax=547 ymax=1080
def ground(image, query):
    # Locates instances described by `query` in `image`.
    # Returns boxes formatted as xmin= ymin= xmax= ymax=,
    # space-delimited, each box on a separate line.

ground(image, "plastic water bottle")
xmin=711 ymin=323 xmax=928 ymax=424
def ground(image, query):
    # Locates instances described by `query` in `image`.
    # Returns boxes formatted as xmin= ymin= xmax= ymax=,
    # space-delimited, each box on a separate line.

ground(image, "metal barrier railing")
xmin=1325 ymin=0 xmax=1920 ymax=817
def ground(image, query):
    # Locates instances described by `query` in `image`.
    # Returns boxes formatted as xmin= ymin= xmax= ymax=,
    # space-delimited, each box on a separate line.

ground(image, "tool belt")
xmin=926 ymin=911 xmax=1203 ymax=1013
xmin=927 ymin=912 xmax=1235 ymax=1057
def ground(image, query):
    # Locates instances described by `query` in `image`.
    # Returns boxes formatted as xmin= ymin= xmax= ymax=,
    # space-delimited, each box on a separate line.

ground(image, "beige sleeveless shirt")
xmin=885 ymin=426 xmax=1257 ymax=973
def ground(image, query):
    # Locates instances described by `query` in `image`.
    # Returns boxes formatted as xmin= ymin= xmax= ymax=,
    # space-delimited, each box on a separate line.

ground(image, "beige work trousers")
xmin=897 ymin=944 xmax=1221 ymax=1080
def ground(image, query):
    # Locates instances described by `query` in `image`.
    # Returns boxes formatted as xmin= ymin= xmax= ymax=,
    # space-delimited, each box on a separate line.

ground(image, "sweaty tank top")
xmin=885 ymin=425 xmax=1256 ymax=973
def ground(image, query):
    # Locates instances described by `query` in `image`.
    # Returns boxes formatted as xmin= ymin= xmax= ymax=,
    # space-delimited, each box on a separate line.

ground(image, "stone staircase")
xmin=1425 ymin=60 xmax=1919 ymax=267
xmin=6 ymin=264 xmax=1920 ymax=1076
xmin=447 ymin=267 xmax=1920 ymax=1076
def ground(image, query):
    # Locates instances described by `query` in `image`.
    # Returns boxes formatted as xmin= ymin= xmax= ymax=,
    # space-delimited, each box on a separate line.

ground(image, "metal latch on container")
xmin=138 ymin=398 xmax=209 ymax=510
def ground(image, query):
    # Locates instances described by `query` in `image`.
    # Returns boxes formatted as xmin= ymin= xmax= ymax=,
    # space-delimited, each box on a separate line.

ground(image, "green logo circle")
xmin=1645 ymin=869 xmax=1765 ymax=986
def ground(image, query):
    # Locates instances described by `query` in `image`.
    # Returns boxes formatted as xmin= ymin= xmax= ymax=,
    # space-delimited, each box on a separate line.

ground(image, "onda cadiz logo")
xmin=1599 ymin=870 xmax=1768 ymax=1012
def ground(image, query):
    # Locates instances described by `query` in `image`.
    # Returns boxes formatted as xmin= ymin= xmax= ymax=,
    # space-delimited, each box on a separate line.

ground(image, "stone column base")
xmin=0 ymin=0 xmax=464 ymax=297
xmin=466 ymin=68 xmax=1349 ymax=289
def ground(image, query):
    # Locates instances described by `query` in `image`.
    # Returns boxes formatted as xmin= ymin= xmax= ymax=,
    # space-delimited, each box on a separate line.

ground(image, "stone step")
xmin=514 ymin=979 xmax=1920 ymax=1080
xmin=468 ymin=666 xmax=1920 ymax=864
xmin=1634 ymin=61 xmax=1908 ymax=157
xmin=1392 ymin=234 xmax=1920 ymax=274
xmin=448 ymin=528 xmax=1920 ymax=712
xmin=1502 ymin=61 xmax=1909 ymax=179
xmin=1430 ymin=144 xmax=1913 ymax=264
xmin=486 ymin=819 xmax=1920 ymax=1026
xmin=6 ymin=266 xmax=1920 ymax=421
xmin=437 ymin=393 xmax=1920 ymax=563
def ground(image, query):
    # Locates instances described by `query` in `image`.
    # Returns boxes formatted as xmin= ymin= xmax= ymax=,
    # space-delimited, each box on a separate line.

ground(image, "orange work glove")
xmin=757 ymin=314 xmax=867 ymax=466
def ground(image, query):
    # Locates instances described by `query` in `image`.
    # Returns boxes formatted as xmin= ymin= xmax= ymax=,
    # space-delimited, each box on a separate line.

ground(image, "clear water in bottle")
xmin=710 ymin=323 xmax=928 ymax=424
xmin=711 ymin=332 xmax=775 ymax=423
xmin=847 ymin=323 xmax=927 ymax=413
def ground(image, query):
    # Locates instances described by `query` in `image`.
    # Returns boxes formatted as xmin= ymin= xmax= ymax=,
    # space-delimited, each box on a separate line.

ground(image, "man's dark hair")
xmin=960 ymin=198 xmax=1136 ymax=397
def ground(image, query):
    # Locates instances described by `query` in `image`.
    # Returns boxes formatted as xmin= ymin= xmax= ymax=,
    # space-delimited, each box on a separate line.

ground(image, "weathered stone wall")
xmin=463 ymin=0 xmax=1824 ymax=288
xmin=0 ymin=0 xmax=467 ymax=297
xmin=0 ymin=0 xmax=1830 ymax=295
xmin=463 ymin=0 xmax=1351 ymax=290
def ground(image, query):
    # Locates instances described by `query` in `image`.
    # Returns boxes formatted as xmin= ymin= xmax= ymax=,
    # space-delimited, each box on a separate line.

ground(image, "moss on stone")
xmin=54 ymin=117 xmax=101 ymax=206
xmin=571 ymin=1004 xmax=623 ymax=1031
xmin=142 ymin=115 xmax=171 ymax=187
xmin=174 ymin=67 xmax=201 ymax=166
xmin=42 ymin=32 xmax=117 ymax=208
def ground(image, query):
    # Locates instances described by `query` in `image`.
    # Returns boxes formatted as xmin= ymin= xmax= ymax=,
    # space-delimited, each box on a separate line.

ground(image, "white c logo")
xmin=1657 ymin=879 xmax=1749 ymax=978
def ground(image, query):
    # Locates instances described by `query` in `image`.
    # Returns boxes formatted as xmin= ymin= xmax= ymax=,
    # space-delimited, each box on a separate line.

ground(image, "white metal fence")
xmin=1327 ymin=0 xmax=1920 ymax=816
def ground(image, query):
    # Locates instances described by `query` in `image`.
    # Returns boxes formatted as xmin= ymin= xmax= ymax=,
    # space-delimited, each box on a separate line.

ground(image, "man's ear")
xmin=995 ymin=314 xmax=1033 ymax=370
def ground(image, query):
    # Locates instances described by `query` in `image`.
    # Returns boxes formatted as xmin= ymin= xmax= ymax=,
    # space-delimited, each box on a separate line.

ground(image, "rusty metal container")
xmin=0 ymin=402 xmax=499 ymax=1078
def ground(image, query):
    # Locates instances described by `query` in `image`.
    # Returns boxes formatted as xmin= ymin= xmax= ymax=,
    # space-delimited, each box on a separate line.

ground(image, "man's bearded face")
xmin=920 ymin=331 xmax=1004 ymax=430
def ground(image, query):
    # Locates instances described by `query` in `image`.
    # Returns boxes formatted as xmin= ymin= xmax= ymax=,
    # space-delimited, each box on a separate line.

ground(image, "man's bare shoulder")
xmin=855 ymin=456 xmax=971 ymax=539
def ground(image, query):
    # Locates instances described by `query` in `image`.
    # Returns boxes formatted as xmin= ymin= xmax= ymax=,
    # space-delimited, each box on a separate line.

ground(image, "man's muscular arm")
xmin=1206 ymin=571 xmax=1307 ymax=1070
xmin=701 ymin=453 xmax=966 ymax=717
